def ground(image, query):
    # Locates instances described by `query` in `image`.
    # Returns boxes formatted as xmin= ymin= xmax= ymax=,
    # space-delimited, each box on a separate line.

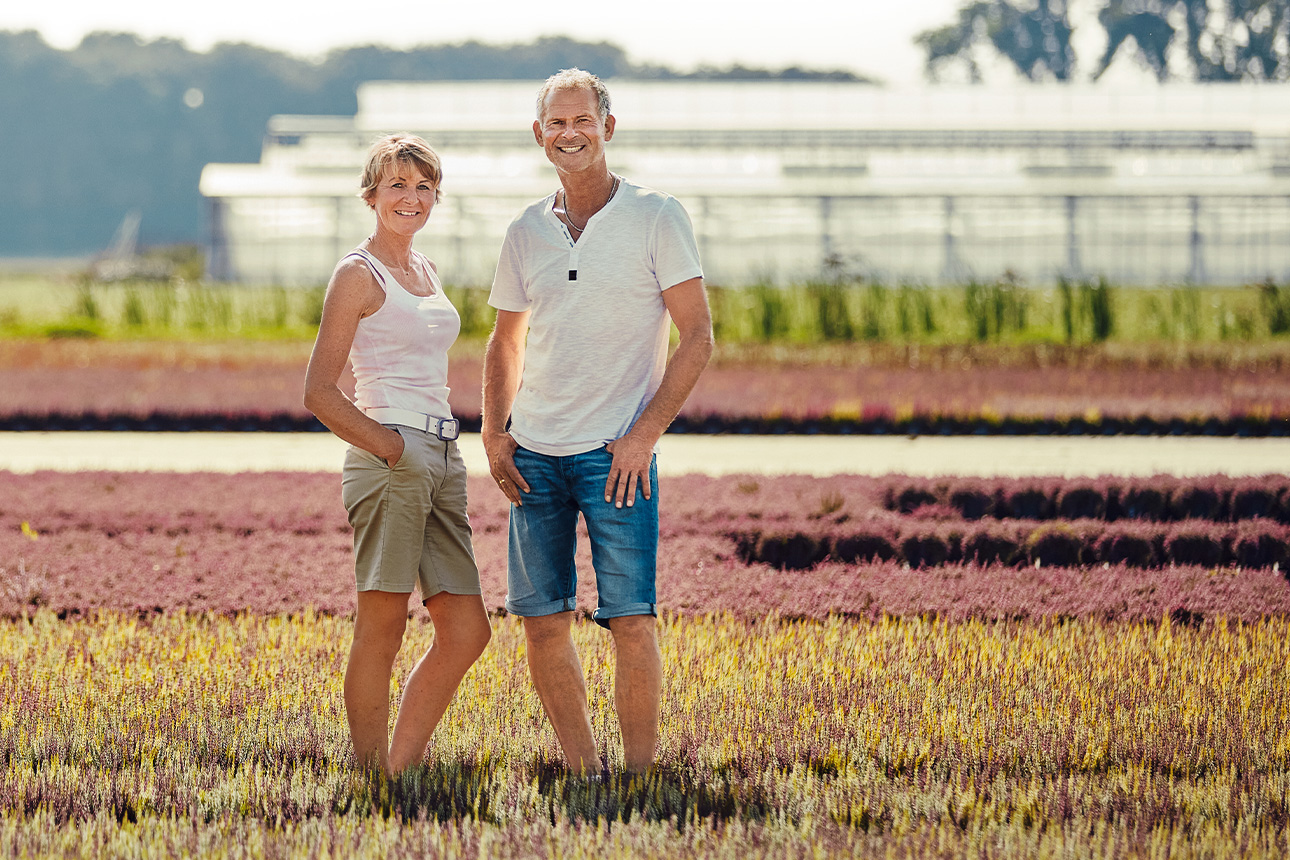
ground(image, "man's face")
xmin=533 ymin=87 xmax=615 ymax=176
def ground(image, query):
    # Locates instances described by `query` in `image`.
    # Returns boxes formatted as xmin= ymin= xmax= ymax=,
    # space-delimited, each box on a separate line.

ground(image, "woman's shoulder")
xmin=327 ymin=253 xmax=387 ymax=316
xmin=332 ymin=251 xmax=383 ymax=286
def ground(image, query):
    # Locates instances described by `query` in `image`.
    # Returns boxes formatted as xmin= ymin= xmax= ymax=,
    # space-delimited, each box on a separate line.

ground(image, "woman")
xmin=304 ymin=134 xmax=490 ymax=776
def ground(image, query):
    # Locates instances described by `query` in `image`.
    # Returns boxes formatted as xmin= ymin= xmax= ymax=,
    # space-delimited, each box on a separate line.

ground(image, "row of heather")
xmin=7 ymin=471 xmax=1288 ymax=537
xmin=3 ymin=338 xmax=1290 ymax=434
xmin=2 ymin=410 xmax=1289 ymax=437
xmin=5 ymin=471 xmax=1290 ymax=622
xmin=883 ymin=475 xmax=1290 ymax=523
xmin=736 ymin=518 xmax=1290 ymax=571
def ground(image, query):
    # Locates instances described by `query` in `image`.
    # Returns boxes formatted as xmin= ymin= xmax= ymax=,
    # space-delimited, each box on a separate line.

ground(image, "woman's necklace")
xmin=366 ymin=239 xmax=415 ymax=274
xmin=366 ymin=239 xmax=434 ymax=295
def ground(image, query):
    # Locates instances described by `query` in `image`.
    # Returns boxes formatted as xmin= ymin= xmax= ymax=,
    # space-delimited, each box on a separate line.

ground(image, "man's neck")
xmin=559 ymin=167 xmax=616 ymax=215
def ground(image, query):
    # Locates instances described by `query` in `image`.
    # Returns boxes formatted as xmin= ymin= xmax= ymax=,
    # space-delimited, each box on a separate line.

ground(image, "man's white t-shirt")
xmin=488 ymin=179 xmax=704 ymax=456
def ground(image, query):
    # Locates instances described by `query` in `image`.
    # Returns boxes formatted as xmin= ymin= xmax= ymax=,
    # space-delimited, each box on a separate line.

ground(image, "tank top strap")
xmin=344 ymin=249 xmax=392 ymax=292
xmin=413 ymin=250 xmax=442 ymax=294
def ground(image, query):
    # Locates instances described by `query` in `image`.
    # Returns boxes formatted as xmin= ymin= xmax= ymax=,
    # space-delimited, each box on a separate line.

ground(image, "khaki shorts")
xmin=341 ymin=424 xmax=480 ymax=598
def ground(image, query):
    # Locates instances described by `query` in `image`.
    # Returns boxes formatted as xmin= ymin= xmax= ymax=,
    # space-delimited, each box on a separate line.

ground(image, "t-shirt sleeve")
xmin=488 ymin=224 xmax=531 ymax=311
xmin=652 ymin=196 xmax=704 ymax=291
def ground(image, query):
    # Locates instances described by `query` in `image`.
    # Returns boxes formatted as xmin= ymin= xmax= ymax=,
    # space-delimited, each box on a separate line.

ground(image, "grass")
xmin=3 ymin=274 xmax=1289 ymax=348
xmin=1 ymin=609 xmax=1287 ymax=857
xmin=708 ymin=278 xmax=1290 ymax=347
xmin=0 ymin=275 xmax=497 ymax=343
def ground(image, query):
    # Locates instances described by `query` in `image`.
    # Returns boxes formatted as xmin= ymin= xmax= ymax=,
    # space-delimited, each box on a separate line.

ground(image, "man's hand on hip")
xmin=604 ymin=433 xmax=654 ymax=508
xmin=483 ymin=428 xmax=529 ymax=506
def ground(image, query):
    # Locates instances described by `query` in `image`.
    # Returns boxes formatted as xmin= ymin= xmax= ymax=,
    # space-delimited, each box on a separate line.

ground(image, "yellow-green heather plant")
xmin=1 ymin=610 xmax=1287 ymax=858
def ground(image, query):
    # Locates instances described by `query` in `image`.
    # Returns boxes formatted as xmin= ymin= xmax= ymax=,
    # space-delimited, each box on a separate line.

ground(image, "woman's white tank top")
xmin=346 ymin=248 xmax=460 ymax=419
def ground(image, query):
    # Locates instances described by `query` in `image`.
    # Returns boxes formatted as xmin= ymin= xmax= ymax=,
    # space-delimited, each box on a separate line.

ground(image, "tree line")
xmin=0 ymin=31 xmax=865 ymax=259
xmin=918 ymin=0 xmax=1290 ymax=82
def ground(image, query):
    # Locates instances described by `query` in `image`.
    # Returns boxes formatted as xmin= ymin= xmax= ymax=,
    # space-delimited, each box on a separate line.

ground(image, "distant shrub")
xmin=949 ymin=485 xmax=994 ymax=520
xmin=1233 ymin=532 xmax=1287 ymax=569
xmin=1232 ymin=522 xmax=1290 ymax=569
xmin=833 ymin=530 xmax=898 ymax=563
xmin=1232 ymin=484 xmax=1278 ymax=520
xmin=1025 ymin=524 xmax=1085 ymax=567
xmin=1005 ymin=486 xmax=1052 ymax=520
xmin=1165 ymin=528 xmax=1226 ymax=567
xmin=900 ymin=531 xmax=950 ymax=568
xmin=907 ymin=502 xmax=959 ymax=521
xmin=961 ymin=526 xmax=1021 ymax=566
xmin=810 ymin=490 xmax=847 ymax=518
xmin=895 ymin=486 xmax=940 ymax=515
xmin=1056 ymin=484 xmax=1107 ymax=521
xmin=1259 ymin=277 xmax=1290 ymax=335
xmin=749 ymin=283 xmax=791 ymax=342
xmin=731 ymin=530 xmax=762 ymax=563
xmin=756 ymin=532 xmax=827 ymax=571
xmin=1096 ymin=528 xmax=1158 ymax=568
xmin=1170 ymin=483 xmax=1227 ymax=522
xmin=1118 ymin=484 xmax=1169 ymax=522
xmin=807 ymin=281 xmax=856 ymax=342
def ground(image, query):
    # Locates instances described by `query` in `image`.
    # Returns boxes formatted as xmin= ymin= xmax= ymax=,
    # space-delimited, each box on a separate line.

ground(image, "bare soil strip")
xmin=2 ymin=432 xmax=1288 ymax=477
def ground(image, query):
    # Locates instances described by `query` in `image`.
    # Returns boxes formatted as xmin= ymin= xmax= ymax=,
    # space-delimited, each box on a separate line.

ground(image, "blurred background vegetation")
xmin=4 ymin=271 xmax=1287 ymax=348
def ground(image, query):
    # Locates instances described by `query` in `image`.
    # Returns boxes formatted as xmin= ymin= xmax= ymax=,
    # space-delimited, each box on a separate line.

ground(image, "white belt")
xmin=364 ymin=407 xmax=460 ymax=441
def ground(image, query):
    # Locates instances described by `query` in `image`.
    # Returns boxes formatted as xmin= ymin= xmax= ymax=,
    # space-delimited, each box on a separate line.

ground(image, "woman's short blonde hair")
xmin=359 ymin=134 xmax=443 ymax=206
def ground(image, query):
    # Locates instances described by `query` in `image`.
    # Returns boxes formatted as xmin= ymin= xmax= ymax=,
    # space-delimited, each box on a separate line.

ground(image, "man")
xmin=483 ymin=68 xmax=714 ymax=775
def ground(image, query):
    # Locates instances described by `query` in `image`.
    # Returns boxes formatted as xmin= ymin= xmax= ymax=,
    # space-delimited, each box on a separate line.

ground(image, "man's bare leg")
xmin=523 ymin=612 xmax=599 ymax=774
xmin=608 ymin=614 xmax=662 ymax=773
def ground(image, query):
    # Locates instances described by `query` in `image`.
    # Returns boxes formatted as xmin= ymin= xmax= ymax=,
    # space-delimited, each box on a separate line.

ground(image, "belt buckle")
xmin=434 ymin=418 xmax=460 ymax=441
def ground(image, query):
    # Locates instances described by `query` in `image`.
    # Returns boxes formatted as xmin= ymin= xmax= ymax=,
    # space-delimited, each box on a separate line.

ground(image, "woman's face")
xmin=369 ymin=162 xmax=437 ymax=236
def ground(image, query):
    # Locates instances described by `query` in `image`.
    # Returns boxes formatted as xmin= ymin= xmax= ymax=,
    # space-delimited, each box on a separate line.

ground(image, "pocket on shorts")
xmin=350 ymin=425 xmax=408 ymax=471
xmin=385 ymin=425 xmax=409 ymax=469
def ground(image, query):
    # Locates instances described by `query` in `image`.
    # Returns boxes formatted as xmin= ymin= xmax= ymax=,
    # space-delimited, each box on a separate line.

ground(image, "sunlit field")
xmin=3 ymin=268 xmax=1289 ymax=855
xmin=3 ymin=470 xmax=1289 ymax=857
xmin=3 ymin=610 xmax=1287 ymax=858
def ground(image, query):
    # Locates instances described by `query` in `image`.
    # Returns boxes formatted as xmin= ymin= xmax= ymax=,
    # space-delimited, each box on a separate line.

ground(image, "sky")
xmin=0 ymin=0 xmax=967 ymax=85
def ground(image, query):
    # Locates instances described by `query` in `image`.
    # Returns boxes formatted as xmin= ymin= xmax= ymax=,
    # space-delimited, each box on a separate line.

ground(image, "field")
xmin=3 ymin=275 xmax=1290 ymax=433
xmin=2 ymin=275 xmax=1289 ymax=434
xmin=3 ymin=470 xmax=1289 ymax=857
xmin=3 ymin=336 xmax=1290 ymax=435
xmin=3 ymin=273 xmax=1289 ymax=856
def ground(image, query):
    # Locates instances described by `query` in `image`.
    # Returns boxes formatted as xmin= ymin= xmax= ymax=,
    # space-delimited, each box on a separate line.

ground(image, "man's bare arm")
xmin=604 ymin=277 xmax=714 ymax=507
xmin=482 ymin=308 xmax=532 ymax=504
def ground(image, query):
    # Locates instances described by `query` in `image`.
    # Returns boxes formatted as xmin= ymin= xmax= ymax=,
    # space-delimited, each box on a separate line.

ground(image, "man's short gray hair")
xmin=535 ymin=68 xmax=612 ymax=122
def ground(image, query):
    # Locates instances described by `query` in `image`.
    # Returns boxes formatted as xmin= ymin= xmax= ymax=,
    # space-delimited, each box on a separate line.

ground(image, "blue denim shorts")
xmin=505 ymin=445 xmax=658 ymax=627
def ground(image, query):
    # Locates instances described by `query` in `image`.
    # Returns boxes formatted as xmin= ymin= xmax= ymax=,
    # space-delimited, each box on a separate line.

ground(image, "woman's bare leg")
xmin=387 ymin=592 xmax=492 ymax=773
xmin=344 ymin=590 xmax=412 ymax=774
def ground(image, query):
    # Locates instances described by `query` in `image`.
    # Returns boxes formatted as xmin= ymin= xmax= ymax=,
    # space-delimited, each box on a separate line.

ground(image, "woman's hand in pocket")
xmin=378 ymin=427 xmax=405 ymax=468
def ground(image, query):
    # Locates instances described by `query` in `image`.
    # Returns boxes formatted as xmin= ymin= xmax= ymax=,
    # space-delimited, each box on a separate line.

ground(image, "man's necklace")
xmin=557 ymin=174 xmax=620 ymax=237
xmin=559 ymin=174 xmax=619 ymax=282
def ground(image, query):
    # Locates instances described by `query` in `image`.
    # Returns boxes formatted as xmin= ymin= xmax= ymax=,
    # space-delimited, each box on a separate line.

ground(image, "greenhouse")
xmin=199 ymin=81 xmax=1290 ymax=286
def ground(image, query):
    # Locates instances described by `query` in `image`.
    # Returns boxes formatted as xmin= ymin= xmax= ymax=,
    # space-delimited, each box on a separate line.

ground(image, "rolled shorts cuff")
xmin=592 ymin=602 xmax=657 ymax=629
xmin=504 ymin=594 xmax=578 ymax=618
